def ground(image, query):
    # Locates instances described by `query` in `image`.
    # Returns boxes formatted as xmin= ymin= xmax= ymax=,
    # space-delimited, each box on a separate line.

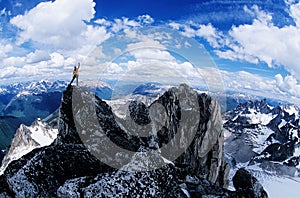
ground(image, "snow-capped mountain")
xmin=0 ymin=118 xmax=58 ymax=175
xmin=224 ymin=99 xmax=300 ymax=169
xmin=0 ymin=80 xmax=68 ymax=119
xmin=0 ymin=80 xmax=113 ymax=117
xmin=224 ymin=98 xmax=300 ymax=197
xmin=0 ymin=80 xmax=68 ymax=96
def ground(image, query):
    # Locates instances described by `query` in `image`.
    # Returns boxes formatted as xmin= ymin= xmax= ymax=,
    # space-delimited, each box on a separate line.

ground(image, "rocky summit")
xmin=0 ymin=84 xmax=268 ymax=197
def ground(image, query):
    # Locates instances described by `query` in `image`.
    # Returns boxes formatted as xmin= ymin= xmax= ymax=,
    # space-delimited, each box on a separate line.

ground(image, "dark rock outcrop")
xmin=233 ymin=168 xmax=268 ymax=198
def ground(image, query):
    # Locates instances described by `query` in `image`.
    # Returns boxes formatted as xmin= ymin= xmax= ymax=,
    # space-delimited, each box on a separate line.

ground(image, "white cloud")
xmin=169 ymin=22 xmax=181 ymax=30
xmin=1 ymin=51 xmax=73 ymax=82
xmin=181 ymin=25 xmax=196 ymax=38
xmin=0 ymin=8 xmax=6 ymax=16
xmin=214 ymin=47 xmax=259 ymax=64
xmin=137 ymin=14 xmax=154 ymax=24
xmin=110 ymin=15 xmax=154 ymax=33
xmin=75 ymin=25 xmax=111 ymax=56
xmin=3 ymin=7 xmax=159 ymax=83
xmin=290 ymin=2 xmax=300 ymax=26
xmin=129 ymin=48 xmax=174 ymax=62
xmin=218 ymin=70 xmax=300 ymax=104
xmin=0 ymin=66 xmax=17 ymax=78
xmin=169 ymin=22 xmax=223 ymax=49
xmin=0 ymin=41 xmax=13 ymax=58
xmin=221 ymin=70 xmax=276 ymax=94
xmin=26 ymin=50 xmax=51 ymax=64
xmin=111 ymin=17 xmax=140 ymax=32
xmin=107 ymin=62 xmax=124 ymax=74
xmin=126 ymin=38 xmax=167 ymax=52
xmin=49 ymin=52 xmax=65 ymax=67
xmin=169 ymin=3 xmax=300 ymax=81
xmin=94 ymin=18 xmax=112 ymax=26
xmin=10 ymin=0 xmax=96 ymax=50
xmin=195 ymin=24 xmax=223 ymax=48
xmin=215 ymin=4 xmax=300 ymax=79
xmin=2 ymin=56 xmax=26 ymax=67
xmin=15 ymin=2 xmax=22 ymax=7
xmin=275 ymin=74 xmax=300 ymax=97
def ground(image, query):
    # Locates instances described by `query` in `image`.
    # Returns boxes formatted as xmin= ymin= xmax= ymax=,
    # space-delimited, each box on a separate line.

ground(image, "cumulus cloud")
xmin=129 ymin=48 xmax=174 ymax=62
xmin=220 ymin=70 xmax=300 ymax=102
xmin=169 ymin=22 xmax=223 ymax=48
xmin=10 ymin=0 xmax=96 ymax=50
xmin=167 ymin=2 xmax=300 ymax=104
xmin=0 ymin=41 xmax=13 ymax=58
xmin=94 ymin=18 xmax=112 ymax=27
xmin=124 ymin=28 xmax=181 ymax=53
xmin=2 ymin=6 xmax=157 ymax=84
xmin=0 ymin=66 xmax=17 ymax=78
xmin=275 ymin=74 xmax=300 ymax=97
xmin=26 ymin=50 xmax=51 ymax=64
xmin=220 ymin=5 xmax=295 ymax=66
xmin=9 ymin=0 xmax=154 ymax=65
xmin=0 ymin=50 xmax=72 ymax=82
xmin=138 ymin=14 xmax=154 ymax=24
xmin=222 ymin=70 xmax=275 ymax=92
xmin=170 ymin=3 xmax=300 ymax=81
xmin=220 ymin=3 xmax=300 ymax=79
xmin=111 ymin=17 xmax=141 ymax=32
xmin=195 ymin=24 xmax=223 ymax=48
xmin=2 ymin=56 xmax=26 ymax=68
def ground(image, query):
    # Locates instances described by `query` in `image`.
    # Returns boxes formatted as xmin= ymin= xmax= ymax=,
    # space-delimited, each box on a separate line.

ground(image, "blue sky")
xmin=0 ymin=0 xmax=300 ymax=104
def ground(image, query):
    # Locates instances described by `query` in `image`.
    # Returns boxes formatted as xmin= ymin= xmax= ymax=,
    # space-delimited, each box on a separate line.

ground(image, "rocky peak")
xmin=0 ymin=118 xmax=58 ymax=175
xmin=0 ymin=84 xmax=268 ymax=197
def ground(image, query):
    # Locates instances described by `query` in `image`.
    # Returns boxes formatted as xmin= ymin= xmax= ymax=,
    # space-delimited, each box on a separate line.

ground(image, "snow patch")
xmin=284 ymin=105 xmax=299 ymax=118
xmin=245 ymin=110 xmax=275 ymax=125
xmin=278 ymin=119 xmax=287 ymax=128
xmin=28 ymin=120 xmax=58 ymax=145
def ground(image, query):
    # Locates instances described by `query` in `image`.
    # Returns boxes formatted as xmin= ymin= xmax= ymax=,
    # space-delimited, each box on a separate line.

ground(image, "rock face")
xmin=0 ymin=85 xmax=267 ymax=197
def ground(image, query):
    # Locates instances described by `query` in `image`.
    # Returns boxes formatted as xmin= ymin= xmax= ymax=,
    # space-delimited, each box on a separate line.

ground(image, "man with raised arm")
xmin=70 ymin=62 xmax=80 ymax=86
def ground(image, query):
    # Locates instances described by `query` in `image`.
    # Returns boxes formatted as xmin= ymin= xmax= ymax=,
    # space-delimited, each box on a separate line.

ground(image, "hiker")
xmin=70 ymin=62 xmax=80 ymax=86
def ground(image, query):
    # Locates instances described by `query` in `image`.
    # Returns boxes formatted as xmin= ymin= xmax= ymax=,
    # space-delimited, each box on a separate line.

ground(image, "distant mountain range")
xmin=0 ymin=80 xmax=68 ymax=119
xmin=0 ymin=80 xmax=293 ymax=153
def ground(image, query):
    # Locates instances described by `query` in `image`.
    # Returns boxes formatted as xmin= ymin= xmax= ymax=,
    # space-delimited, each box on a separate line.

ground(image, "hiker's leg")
xmin=70 ymin=75 xmax=76 ymax=85
xmin=76 ymin=75 xmax=78 ymax=86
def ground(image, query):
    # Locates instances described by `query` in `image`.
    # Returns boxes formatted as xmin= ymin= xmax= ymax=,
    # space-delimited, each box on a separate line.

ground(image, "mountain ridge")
xmin=0 ymin=84 xmax=268 ymax=197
